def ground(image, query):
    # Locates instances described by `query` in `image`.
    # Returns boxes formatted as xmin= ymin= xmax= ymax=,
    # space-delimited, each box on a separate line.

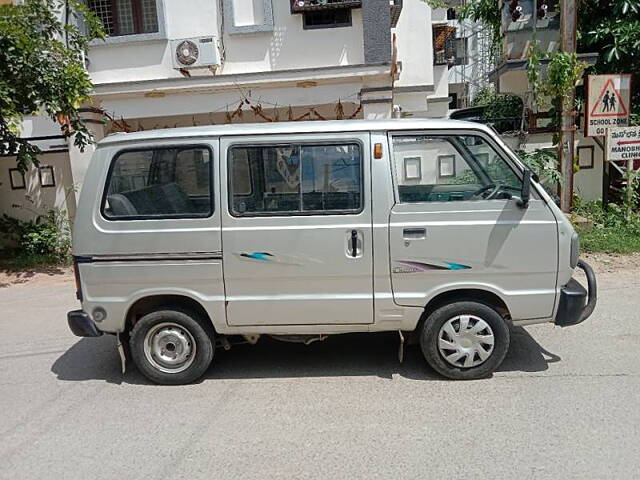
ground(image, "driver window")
xmin=392 ymin=135 xmax=522 ymax=203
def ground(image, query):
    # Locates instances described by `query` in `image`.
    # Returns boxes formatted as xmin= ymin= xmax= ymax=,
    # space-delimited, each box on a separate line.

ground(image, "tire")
xmin=419 ymin=301 xmax=510 ymax=380
xmin=130 ymin=309 xmax=214 ymax=385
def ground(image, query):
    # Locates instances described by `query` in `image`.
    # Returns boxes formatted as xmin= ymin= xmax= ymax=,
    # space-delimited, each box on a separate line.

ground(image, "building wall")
xmin=88 ymin=0 xmax=365 ymax=84
xmin=394 ymin=0 xmax=433 ymax=89
xmin=501 ymin=132 xmax=604 ymax=202
xmin=0 ymin=153 xmax=76 ymax=223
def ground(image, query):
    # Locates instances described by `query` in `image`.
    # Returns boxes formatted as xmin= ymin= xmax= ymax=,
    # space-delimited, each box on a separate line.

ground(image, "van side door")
xmin=220 ymin=133 xmax=374 ymax=327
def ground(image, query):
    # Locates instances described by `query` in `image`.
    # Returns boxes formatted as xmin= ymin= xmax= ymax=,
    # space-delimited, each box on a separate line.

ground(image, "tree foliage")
xmin=578 ymin=0 xmax=640 ymax=119
xmin=457 ymin=0 xmax=502 ymax=56
xmin=0 ymin=0 xmax=103 ymax=172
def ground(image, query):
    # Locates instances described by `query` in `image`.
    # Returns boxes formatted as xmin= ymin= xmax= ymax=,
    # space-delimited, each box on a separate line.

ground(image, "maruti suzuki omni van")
xmin=67 ymin=119 xmax=596 ymax=384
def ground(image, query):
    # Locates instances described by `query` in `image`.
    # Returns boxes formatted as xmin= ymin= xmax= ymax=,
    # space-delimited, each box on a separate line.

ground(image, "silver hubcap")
xmin=438 ymin=315 xmax=495 ymax=368
xmin=143 ymin=322 xmax=196 ymax=374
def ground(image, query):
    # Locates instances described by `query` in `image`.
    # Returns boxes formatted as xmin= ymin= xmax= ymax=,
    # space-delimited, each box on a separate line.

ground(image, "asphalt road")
xmin=1 ymin=267 xmax=639 ymax=479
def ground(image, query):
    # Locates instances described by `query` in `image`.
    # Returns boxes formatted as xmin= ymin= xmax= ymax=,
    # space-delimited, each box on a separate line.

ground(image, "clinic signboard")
xmin=585 ymin=74 xmax=632 ymax=137
xmin=605 ymin=126 xmax=640 ymax=161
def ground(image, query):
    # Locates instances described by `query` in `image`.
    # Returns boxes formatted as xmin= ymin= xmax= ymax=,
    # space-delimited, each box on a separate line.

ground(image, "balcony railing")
xmin=433 ymin=25 xmax=456 ymax=66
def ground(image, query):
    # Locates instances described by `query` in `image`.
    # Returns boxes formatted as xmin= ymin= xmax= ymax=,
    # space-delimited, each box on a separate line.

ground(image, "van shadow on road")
xmin=51 ymin=327 xmax=561 ymax=385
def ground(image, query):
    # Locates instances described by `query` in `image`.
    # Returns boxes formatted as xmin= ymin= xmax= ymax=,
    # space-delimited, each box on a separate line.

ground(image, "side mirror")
xmin=516 ymin=169 xmax=531 ymax=208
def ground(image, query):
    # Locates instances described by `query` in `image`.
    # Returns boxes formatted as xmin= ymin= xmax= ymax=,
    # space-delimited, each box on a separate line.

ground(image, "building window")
xmin=453 ymin=37 xmax=468 ymax=65
xmin=38 ymin=166 xmax=56 ymax=188
xmin=302 ymin=9 xmax=352 ymax=29
xmin=88 ymin=0 xmax=158 ymax=37
xmin=448 ymin=92 xmax=458 ymax=110
xmin=433 ymin=25 xmax=456 ymax=65
xmin=446 ymin=8 xmax=456 ymax=20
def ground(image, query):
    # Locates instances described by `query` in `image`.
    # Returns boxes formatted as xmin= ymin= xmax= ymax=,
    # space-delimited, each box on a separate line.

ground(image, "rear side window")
xmin=103 ymin=146 xmax=213 ymax=220
xmin=229 ymin=143 xmax=362 ymax=216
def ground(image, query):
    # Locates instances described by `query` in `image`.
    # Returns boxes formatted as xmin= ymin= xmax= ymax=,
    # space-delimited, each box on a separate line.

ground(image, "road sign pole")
xmin=627 ymin=159 xmax=634 ymax=219
xmin=559 ymin=0 xmax=577 ymax=212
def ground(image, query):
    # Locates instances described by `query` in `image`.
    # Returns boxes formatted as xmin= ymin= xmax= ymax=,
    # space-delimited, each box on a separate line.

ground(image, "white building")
xmin=2 ymin=0 xmax=452 ymax=222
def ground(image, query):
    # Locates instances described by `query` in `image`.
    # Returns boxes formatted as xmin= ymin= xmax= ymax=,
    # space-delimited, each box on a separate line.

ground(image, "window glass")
xmin=89 ymin=0 xmax=158 ymax=36
xmin=103 ymin=147 xmax=212 ymax=219
xmin=229 ymin=143 xmax=362 ymax=216
xmin=303 ymin=9 xmax=352 ymax=29
xmin=392 ymin=135 xmax=522 ymax=203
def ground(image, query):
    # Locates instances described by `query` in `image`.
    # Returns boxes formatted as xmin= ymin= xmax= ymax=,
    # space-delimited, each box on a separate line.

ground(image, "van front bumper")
xmin=554 ymin=260 xmax=597 ymax=327
xmin=67 ymin=310 xmax=103 ymax=337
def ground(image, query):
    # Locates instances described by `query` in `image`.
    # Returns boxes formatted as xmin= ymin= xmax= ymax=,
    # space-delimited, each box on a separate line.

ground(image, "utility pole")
xmin=559 ymin=0 xmax=577 ymax=212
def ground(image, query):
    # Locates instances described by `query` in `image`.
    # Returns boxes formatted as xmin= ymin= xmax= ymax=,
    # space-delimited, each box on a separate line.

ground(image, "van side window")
xmin=229 ymin=143 xmax=362 ymax=216
xmin=392 ymin=135 xmax=522 ymax=203
xmin=103 ymin=146 xmax=213 ymax=219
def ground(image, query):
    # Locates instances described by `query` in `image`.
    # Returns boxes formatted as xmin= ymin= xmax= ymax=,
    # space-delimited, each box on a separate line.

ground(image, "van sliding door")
xmin=220 ymin=133 xmax=374 ymax=326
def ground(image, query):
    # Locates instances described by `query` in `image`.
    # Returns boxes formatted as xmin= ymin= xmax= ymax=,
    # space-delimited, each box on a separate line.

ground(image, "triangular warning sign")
xmin=590 ymin=78 xmax=629 ymax=117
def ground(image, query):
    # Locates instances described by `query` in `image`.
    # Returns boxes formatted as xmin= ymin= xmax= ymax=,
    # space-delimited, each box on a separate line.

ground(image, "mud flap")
xmin=398 ymin=330 xmax=405 ymax=363
xmin=116 ymin=332 xmax=127 ymax=375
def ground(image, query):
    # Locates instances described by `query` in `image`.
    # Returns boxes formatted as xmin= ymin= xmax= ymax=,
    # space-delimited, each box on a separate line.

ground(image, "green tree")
xmin=0 ymin=0 xmax=103 ymax=172
xmin=578 ymin=0 xmax=640 ymax=120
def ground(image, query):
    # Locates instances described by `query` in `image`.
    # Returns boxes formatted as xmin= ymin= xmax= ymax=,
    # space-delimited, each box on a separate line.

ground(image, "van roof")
xmin=98 ymin=118 xmax=492 ymax=146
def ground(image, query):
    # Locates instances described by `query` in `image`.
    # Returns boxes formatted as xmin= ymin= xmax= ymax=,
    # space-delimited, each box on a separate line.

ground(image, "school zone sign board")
xmin=585 ymin=74 xmax=632 ymax=137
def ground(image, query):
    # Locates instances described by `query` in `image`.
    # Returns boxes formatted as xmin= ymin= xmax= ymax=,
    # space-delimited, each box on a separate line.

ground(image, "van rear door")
xmin=220 ymin=133 xmax=374 ymax=327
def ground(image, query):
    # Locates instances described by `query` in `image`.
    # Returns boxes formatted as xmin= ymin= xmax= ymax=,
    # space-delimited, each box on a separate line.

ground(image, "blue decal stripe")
xmin=446 ymin=262 xmax=471 ymax=270
xmin=240 ymin=252 xmax=273 ymax=261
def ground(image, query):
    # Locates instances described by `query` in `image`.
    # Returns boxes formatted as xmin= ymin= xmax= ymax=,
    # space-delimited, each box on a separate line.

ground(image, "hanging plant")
xmin=527 ymin=45 xmax=588 ymax=111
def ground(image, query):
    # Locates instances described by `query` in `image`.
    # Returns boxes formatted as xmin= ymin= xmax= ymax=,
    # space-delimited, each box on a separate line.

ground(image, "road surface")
xmin=0 ymin=264 xmax=638 ymax=479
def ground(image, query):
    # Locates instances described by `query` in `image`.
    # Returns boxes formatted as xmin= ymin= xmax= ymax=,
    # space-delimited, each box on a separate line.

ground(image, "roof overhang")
xmin=92 ymin=63 xmax=392 ymax=99
xmin=489 ymin=52 xmax=599 ymax=83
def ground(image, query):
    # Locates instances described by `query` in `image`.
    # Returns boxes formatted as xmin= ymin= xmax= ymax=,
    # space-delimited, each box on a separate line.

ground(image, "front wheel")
xmin=130 ymin=309 xmax=214 ymax=385
xmin=420 ymin=301 xmax=510 ymax=380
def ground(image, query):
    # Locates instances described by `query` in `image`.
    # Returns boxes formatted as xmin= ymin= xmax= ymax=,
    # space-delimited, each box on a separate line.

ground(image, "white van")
xmin=67 ymin=119 xmax=596 ymax=384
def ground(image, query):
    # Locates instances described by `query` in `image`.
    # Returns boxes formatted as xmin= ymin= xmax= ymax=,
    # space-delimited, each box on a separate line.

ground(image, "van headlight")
xmin=570 ymin=232 xmax=580 ymax=269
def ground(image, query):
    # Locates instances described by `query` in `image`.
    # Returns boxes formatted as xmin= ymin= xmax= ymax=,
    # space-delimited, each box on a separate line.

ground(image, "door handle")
xmin=350 ymin=229 xmax=358 ymax=257
xmin=403 ymin=227 xmax=426 ymax=239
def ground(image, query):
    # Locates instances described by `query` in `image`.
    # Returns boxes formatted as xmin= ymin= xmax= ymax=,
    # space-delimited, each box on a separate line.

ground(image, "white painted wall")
xmin=88 ymin=0 xmax=365 ymax=84
xmin=222 ymin=2 xmax=364 ymax=74
xmin=501 ymin=132 xmax=603 ymax=201
xmin=100 ymin=82 xmax=364 ymax=120
xmin=393 ymin=0 xmax=433 ymax=89
xmin=0 ymin=153 xmax=75 ymax=222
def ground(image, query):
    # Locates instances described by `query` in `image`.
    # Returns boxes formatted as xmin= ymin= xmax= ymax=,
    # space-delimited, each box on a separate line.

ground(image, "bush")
xmin=572 ymin=200 xmax=640 ymax=254
xmin=0 ymin=210 xmax=72 ymax=265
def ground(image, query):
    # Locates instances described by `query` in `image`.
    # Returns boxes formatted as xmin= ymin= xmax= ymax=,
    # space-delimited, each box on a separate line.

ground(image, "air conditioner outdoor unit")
xmin=170 ymin=37 xmax=221 ymax=72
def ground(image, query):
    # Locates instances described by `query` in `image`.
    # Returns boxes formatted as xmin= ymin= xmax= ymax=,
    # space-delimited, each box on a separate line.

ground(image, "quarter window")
xmin=229 ymin=143 xmax=362 ymax=216
xmin=392 ymin=135 xmax=522 ymax=203
xmin=103 ymin=146 xmax=213 ymax=219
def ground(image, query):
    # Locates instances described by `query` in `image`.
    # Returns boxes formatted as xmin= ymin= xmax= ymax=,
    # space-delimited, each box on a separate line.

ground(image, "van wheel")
xmin=130 ymin=309 xmax=214 ymax=385
xmin=419 ymin=301 xmax=510 ymax=380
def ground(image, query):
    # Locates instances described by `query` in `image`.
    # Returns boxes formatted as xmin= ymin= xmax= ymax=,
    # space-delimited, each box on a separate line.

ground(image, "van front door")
xmin=388 ymin=131 xmax=558 ymax=321
xmin=220 ymin=134 xmax=373 ymax=326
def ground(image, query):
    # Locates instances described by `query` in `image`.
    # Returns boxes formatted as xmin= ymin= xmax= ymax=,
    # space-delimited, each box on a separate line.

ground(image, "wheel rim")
xmin=437 ymin=315 xmax=495 ymax=368
xmin=143 ymin=322 xmax=196 ymax=374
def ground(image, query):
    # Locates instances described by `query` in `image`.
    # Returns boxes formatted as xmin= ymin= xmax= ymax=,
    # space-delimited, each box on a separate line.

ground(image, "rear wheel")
xmin=420 ymin=301 xmax=510 ymax=380
xmin=130 ymin=309 xmax=214 ymax=385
